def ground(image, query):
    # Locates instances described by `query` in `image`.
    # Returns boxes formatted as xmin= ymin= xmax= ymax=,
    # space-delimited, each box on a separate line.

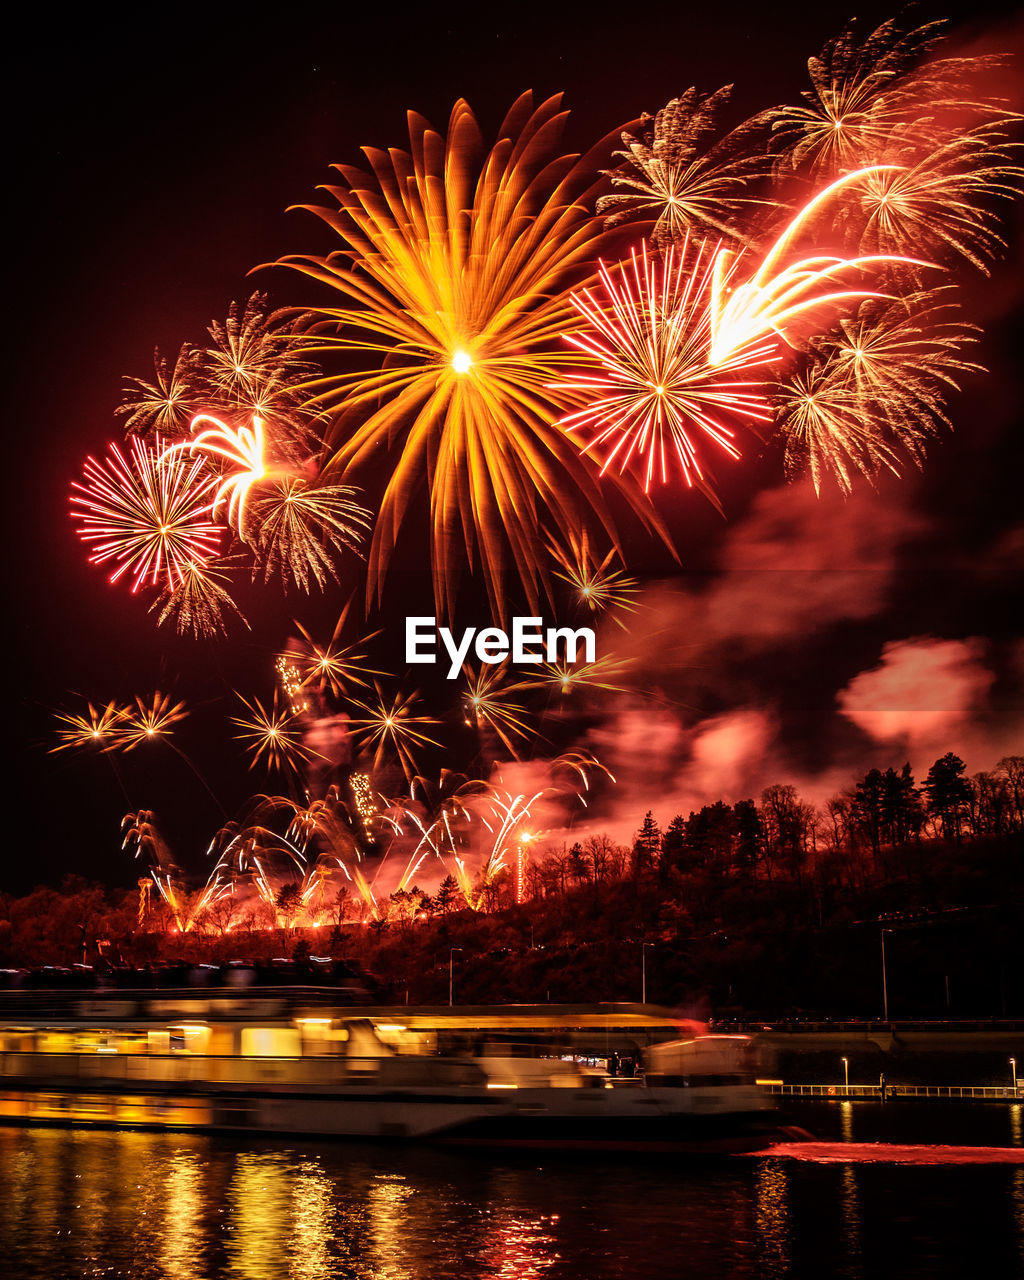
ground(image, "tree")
xmin=436 ymin=875 xmax=460 ymax=915
xmin=275 ymin=883 xmax=302 ymax=928
xmin=734 ymin=799 xmax=762 ymax=876
xmin=759 ymin=785 xmax=814 ymax=880
xmin=996 ymin=756 xmax=1024 ymax=831
xmin=661 ymin=815 xmax=687 ymax=875
xmin=330 ymin=886 xmax=354 ymax=927
xmin=923 ymin=753 xmax=972 ymax=842
xmin=631 ymin=811 xmax=661 ymax=877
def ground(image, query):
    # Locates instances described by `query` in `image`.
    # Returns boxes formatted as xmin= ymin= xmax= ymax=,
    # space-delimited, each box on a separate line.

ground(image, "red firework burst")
xmin=70 ymin=436 xmax=222 ymax=592
xmin=553 ymin=239 xmax=777 ymax=491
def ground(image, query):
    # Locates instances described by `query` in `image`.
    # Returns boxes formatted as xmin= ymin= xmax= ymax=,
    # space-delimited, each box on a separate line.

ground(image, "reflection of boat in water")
xmin=0 ymin=993 xmax=785 ymax=1150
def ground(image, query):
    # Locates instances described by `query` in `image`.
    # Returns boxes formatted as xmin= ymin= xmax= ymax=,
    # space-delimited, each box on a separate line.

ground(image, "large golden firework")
xmin=598 ymin=85 xmax=769 ymax=247
xmin=276 ymin=92 xmax=667 ymax=617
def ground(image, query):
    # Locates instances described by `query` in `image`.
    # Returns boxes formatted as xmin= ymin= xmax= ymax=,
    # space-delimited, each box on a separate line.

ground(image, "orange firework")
xmin=119 ymin=692 xmax=189 ymax=750
xmin=548 ymin=530 xmax=638 ymax=624
xmin=461 ymin=664 xmax=534 ymax=758
xmin=51 ymin=699 xmax=130 ymax=752
xmin=293 ymin=603 xmax=386 ymax=698
xmin=276 ymin=92 xmax=668 ymax=617
xmin=231 ymin=691 xmax=313 ymax=774
xmin=349 ymin=686 xmax=442 ymax=781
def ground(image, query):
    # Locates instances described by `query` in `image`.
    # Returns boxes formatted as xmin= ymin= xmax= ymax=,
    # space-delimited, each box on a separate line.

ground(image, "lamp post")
xmin=642 ymin=943 xmax=654 ymax=1005
xmin=880 ymin=929 xmax=890 ymax=1022
xmin=842 ymin=1056 xmax=849 ymax=1095
xmin=448 ymin=947 xmax=462 ymax=1008
xmin=1012 ymin=1057 xmax=1018 ymax=1094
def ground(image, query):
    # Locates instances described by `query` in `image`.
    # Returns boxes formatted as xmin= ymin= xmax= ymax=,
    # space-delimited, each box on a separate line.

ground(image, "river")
xmin=1 ymin=1104 xmax=1022 ymax=1278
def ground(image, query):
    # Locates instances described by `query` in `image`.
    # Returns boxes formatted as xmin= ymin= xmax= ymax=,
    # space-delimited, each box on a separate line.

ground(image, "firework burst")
xmin=251 ymin=478 xmax=371 ymax=592
xmin=119 ymin=692 xmax=190 ymax=750
xmin=276 ymin=92 xmax=669 ymax=617
xmin=292 ymin=603 xmax=386 ymax=698
xmin=150 ymin=556 xmax=248 ymax=639
xmin=555 ymin=239 xmax=775 ymax=492
xmin=461 ymin=664 xmax=534 ymax=758
xmin=349 ymin=686 xmax=442 ymax=781
xmin=777 ymin=292 xmax=981 ymax=494
xmin=528 ymin=654 xmax=634 ymax=697
xmin=598 ymin=84 xmax=769 ymax=247
xmin=838 ymin=124 xmax=1024 ymax=274
xmin=51 ymin=700 xmax=129 ymax=752
xmin=70 ymin=436 xmax=222 ymax=592
xmin=231 ymin=691 xmax=313 ymax=774
xmin=117 ymin=345 xmax=197 ymax=437
xmin=759 ymin=18 xmax=1007 ymax=176
xmin=548 ymin=530 xmax=638 ymax=624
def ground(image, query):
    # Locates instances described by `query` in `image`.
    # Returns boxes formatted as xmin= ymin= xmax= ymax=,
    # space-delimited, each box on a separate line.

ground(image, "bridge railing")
xmin=764 ymin=1083 xmax=1022 ymax=1100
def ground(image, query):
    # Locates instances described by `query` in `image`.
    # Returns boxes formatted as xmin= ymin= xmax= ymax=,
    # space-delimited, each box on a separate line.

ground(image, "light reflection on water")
xmin=0 ymin=1127 xmax=1023 ymax=1280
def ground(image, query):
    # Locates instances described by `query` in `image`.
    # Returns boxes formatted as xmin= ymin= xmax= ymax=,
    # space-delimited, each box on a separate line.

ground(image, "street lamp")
xmin=448 ymin=947 xmax=462 ymax=1007
xmin=880 ymin=929 xmax=891 ymax=1022
xmin=842 ymin=1056 xmax=849 ymax=1095
xmin=642 ymin=943 xmax=655 ymax=1005
xmin=1011 ymin=1057 xmax=1017 ymax=1094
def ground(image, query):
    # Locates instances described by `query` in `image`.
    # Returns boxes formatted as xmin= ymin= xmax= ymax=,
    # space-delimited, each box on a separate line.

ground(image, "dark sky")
xmin=6 ymin=0 xmax=1024 ymax=894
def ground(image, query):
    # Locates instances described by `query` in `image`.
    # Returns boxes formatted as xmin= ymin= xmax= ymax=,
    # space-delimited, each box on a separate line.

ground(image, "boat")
xmin=0 ymin=987 xmax=785 ymax=1151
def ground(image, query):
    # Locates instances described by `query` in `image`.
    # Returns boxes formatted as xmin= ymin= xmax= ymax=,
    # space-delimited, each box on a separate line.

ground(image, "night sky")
xmin=7 ymin=0 xmax=1024 ymax=894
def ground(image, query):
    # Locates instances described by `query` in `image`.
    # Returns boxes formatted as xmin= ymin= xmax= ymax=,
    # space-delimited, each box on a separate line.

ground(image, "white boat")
xmin=0 ymin=993 xmax=782 ymax=1151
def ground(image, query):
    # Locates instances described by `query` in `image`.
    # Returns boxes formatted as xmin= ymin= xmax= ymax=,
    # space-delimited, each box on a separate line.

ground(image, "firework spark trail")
xmin=708 ymin=167 xmax=931 ymax=368
xmin=556 ymin=239 xmax=776 ymax=492
xmin=167 ymin=414 xmax=276 ymax=538
xmin=71 ymin=437 xmax=222 ymax=592
xmin=276 ymin=91 xmax=671 ymax=618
